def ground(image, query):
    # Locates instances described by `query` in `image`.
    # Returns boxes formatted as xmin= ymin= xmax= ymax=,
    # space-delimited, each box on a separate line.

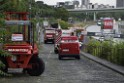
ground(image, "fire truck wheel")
xmin=52 ymin=41 xmax=54 ymax=44
xmin=54 ymin=49 xmax=58 ymax=54
xmin=58 ymin=55 xmax=62 ymax=60
xmin=44 ymin=41 xmax=47 ymax=44
xmin=27 ymin=57 xmax=45 ymax=76
xmin=76 ymin=55 xmax=80 ymax=60
xmin=0 ymin=57 xmax=8 ymax=73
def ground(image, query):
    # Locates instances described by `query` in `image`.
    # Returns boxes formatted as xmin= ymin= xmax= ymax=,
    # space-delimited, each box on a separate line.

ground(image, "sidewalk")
xmin=81 ymin=51 xmax=124 ymax=76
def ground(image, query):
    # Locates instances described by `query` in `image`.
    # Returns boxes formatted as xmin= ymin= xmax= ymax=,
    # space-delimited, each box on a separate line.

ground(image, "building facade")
xmin=81 ymin=0 xmax=90 ymax=5
xmin=116 ymin=0 xmax=124 ymax=7
xmin=81 ymin=0 xmax=90 ymax=8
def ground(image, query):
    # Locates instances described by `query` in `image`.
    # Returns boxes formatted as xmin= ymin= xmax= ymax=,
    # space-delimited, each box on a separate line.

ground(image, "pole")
xmin=93 ymin=12 xmax=96 ymax=21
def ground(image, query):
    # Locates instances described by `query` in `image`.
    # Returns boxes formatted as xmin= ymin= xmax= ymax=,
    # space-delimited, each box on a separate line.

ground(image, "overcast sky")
xmin=35 ymin=0 xmax=116 ymax=6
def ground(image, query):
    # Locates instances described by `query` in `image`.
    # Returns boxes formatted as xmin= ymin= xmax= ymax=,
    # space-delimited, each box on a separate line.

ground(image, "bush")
xmin=0 ymin=13 xmax=12 ymax=76
xmin=87 ymin=40 xmax=113 ymax=59
xmin=87 ymin=37 xmax=101 ymax=55
xmin=111 ymin=42 xmax=124 ymax=65
xmin=59 ymin=20 xmax=70 ymax=29
xmin=86 ymin=39 xmax=124 ymax=66
xmin=100 ymin=41 xmax=113 ymax=59
xmin=0 ymin=50 xmax=12 ymax=77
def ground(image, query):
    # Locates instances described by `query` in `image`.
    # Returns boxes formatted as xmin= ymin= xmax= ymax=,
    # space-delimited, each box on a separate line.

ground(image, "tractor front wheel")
xmin=27 ymin=57 xmax=45 ymax=76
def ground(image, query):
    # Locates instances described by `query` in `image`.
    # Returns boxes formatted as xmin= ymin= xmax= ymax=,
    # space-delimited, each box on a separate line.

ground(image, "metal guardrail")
xmin=87 ymin=32 xmax=124 ymax=38
xmin=82 ymin=45 xmax=124 ymax=65
xmin=67 ymin=7 xmax=124 ymax=13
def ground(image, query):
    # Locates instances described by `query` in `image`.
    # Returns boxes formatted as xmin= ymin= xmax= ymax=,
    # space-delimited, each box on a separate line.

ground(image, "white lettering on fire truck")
xmin=104 ymin=21 xmax=113 ymax=26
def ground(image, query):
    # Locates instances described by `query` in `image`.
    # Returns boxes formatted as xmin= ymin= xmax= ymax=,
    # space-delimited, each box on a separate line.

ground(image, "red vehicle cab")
xmin=44 ymin=28 xmax=55 ymax=44
xmin=58 ymin=36 xmax=80 ymax=60
xmin=2 ymin=12 xmax=45 ymax=76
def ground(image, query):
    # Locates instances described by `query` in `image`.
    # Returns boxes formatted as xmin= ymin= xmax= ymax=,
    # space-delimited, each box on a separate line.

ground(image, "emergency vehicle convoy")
xmin=42 ymin=21 xmax=84 ymax=60
xmin=1 ymin=12 xmax=45 ymax=76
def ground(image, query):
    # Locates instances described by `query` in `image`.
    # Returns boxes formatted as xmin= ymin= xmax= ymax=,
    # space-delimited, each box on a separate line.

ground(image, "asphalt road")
xmin=0 ymin=43 xmax=124 ymax=83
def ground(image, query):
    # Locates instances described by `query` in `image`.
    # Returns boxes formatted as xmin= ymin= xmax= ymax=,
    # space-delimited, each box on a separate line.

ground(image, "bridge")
xmin=67 ymin=7 xmax=124 ymax=21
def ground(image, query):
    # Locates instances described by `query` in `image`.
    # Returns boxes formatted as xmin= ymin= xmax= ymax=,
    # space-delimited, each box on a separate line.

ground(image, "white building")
xmin=118 ymin=21 xmax=124 ymax=34
xmin=88 ymin=3 xmax=92 ymax=9
xmin=81 ymin=0 xmax=90 ymax=8
xmin=94 ymin=3 xmax=99 ymax=9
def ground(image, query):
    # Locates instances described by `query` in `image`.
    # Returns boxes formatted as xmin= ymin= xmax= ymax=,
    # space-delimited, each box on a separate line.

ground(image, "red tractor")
xmin=1 ymin=12 xmax=45 ymax=76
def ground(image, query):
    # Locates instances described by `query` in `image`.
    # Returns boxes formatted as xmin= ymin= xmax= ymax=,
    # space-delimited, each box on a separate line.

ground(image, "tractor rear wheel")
xmin=27 ymin=57 xmax=45 ymax=76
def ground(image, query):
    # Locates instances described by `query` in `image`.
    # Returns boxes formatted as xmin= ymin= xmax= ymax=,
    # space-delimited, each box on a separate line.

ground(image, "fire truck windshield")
xmin=45 ymin=30 xmax=55 ymax=33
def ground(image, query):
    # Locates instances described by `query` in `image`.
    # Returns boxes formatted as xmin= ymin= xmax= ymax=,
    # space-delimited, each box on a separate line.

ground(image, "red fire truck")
xmin=101 ymin=17 xmax=113 ymax=29
xmin=54 ymin=29 xmax=71 ymax=54
xmin=54 ymin=29 xmax=82 ymax=56
xmin=44 ymin=28 xmax=55 ymax=44
xmin=58 ymin=36 xmax=80 ymax=60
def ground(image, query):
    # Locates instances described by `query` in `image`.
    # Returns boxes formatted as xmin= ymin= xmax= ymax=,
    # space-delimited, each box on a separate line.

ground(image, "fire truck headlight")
xmin=75 ymin=40 xmax=79 ymax=42
xmin=78 ymin=42 xmax=83 ymax=47
xmin=11 ymin=56 xmax=17 ymax=61
xmin=60 ymin=40 xmax=65 ymax=43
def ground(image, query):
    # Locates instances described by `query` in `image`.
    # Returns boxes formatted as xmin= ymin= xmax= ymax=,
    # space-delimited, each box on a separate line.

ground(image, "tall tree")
xmin=54 ymin=7 xmax=69 ymax=21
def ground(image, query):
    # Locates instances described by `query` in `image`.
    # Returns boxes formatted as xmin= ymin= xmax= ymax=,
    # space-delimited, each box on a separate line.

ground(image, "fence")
xmin=118 ymin=21 xmax=124 ymax=34
xmin=82 ymin=45 xmax=124 ymax=66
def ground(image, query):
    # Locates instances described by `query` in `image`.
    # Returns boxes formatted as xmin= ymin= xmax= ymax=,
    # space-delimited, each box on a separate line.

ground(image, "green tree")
xmin=59 ymin=20 xmax=70 ymax=29
xmin=0 ymin=0 xmax=33 ymax=76
xmin=54 ymin=7 xmax=69 ymax=21
xmin=0 ymin=0 xmax=13 ymax=76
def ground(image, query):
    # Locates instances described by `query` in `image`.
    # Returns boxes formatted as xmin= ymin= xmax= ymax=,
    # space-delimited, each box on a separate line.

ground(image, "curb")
xmin=81 ymin=51 xmax=124 ymax=76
